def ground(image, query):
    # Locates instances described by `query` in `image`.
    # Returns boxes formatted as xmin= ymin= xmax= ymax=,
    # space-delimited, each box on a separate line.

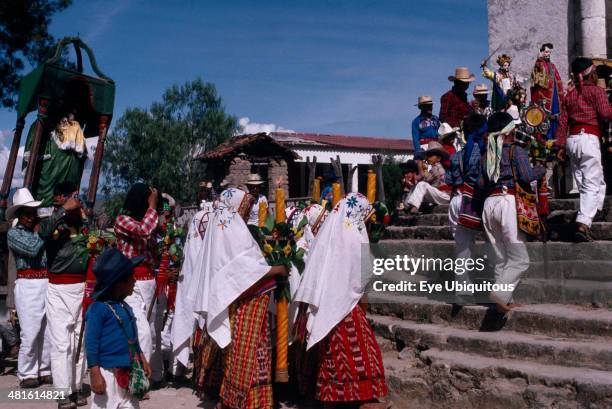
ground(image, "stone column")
xmin=351 ymin=163 xmax=359 ymax=193
xmin=580 ymin=0 xmax=607 ymax=57
xmin=228 ymin=156 xmax=252 ymax=188
xmin=268 ymin=159 xmax=288 ymax=201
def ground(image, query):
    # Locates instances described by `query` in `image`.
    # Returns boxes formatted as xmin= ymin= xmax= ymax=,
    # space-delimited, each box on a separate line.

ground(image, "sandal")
xmin=574 ymin=223 xmax=594 ymax=242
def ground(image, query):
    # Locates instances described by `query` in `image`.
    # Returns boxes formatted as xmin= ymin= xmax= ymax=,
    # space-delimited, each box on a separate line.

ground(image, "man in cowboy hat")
xmin=404 ymin=142 xmax=452 ymax=213
xmin=245 ymin=173 xmax=268 ymax=226
xmin=38 ymin=181 xmax=89 ymax=407
xmin=6 ymin=188 xmax=52 ymax=389
xmin=556 ymin=57 xmax=612 ymax=242
xmin=411 ymin=95 xmax=441 ymax=154
xmin=470 ymin=84 xmax=493 ymax=117
xmin=440 ymin=67 xmax=475 ymax=128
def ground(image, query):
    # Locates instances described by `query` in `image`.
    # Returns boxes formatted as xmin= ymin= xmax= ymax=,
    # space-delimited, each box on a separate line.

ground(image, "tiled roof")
xmin=271 ymin=132 xmax=413 ymax=152
xmin=198 ymin=132 xmax=300 ymax=160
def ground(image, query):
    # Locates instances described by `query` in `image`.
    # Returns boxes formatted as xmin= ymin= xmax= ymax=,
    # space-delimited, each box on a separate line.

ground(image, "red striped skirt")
xmin=220 ymin=292 xmax=273 ymax=409
xmin=316 ymin=306 xmax=388 ymax=402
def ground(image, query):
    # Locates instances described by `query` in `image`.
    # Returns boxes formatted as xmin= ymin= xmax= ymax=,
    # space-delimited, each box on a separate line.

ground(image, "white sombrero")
xmin=6 ymin=188 xmax=42 ymax=220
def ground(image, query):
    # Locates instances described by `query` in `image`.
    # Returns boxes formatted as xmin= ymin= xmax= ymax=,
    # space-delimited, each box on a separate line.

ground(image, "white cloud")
xmin=238 ymin=117 xmax=294 ymax=134
xmin=0 ymin=129 xmax=25 ymax=188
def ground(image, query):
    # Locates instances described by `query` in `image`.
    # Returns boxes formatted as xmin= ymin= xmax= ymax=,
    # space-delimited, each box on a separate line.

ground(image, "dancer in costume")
xmin=294 ymin=193 xmax=388 ymax=408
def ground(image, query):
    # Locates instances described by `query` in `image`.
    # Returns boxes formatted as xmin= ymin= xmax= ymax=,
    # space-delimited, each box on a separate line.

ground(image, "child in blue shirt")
xmin=86 ymin=248 xmax=151 ymax=409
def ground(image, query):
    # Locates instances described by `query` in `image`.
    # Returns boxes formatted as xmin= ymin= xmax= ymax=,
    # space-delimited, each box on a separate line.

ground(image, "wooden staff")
xmin=0 ymin=119 xmax=25 ymax=220
xmin=86 ymin=115 xmax=110 ymax=212
xmin=23 ymin=98 xmax=50 ymax=190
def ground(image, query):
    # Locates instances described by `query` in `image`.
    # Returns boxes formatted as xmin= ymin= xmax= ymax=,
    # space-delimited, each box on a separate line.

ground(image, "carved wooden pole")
xmin=372 ymin=155 xmax=386 ymax=203
xmin=306 ymin=156 xmax=317 ymax=196
xmin=330 ymin=155 xmax=345 ymax=196
xmin=347 ymin=165 xmax=358 ymax=193
xmin=0 ymin=119 xmax=26 ymax=221
xmin=23 ymin=98 xmax=50 ymax=191
xmin=86 ymin=115 xmax=110 ymax=212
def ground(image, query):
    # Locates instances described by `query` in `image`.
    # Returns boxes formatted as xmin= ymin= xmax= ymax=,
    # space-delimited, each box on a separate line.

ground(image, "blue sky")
xmin=1 ymin=0 xmax=487 ymax=185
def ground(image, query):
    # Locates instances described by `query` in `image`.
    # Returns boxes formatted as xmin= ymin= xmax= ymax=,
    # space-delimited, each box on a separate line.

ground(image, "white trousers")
xmin=90 ymin=367 xmax=140 ymax=409
xmin=149 ymin=291 xmax=166 ymax=382
xmin=448 ymin=194 xmax=476 ymax=289
xmin=407 ymin=181 xmax=450 ymax=209
xmin=567 ymin=133 xmax=606 ymax=226
xmin=124 ymin=279 xmax=155 ymax=362
xmin=482 ymin=194 xmax=530 ymax=304
xmin=14 ymin=278 xmax=51 ymax=380
xmin=46 ymin=282 xmax=86 ymax=393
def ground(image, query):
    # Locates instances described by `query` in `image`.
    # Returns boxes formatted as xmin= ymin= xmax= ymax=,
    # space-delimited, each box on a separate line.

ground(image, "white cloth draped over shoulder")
xmin=189 ymin=188 xmax=271 ymax=349
xmin=171 ymin=200 xmax=215 ymax=366
xmin=294 ymin=193 xmax=372 ymax=350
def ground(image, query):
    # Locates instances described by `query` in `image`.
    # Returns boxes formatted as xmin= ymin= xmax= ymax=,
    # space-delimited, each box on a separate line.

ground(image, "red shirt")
xmin=556 ymin=83 xmax=612 ymax=146
xmin=440 ymin=88 xmax=472 ymax=128
xmin=114 ymin=208 xmax=159 ymax=266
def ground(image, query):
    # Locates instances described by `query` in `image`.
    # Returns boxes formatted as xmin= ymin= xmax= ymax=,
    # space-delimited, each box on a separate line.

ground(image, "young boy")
xmin=86 ymin=248 xmax=152 ymax=409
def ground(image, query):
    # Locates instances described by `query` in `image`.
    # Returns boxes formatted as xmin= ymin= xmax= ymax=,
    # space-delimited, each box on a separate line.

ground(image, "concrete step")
xmin=373 ymin=239 xmax=612 ymax=261
xmin=424 ymin=196 xmax=612 ymax=215
xmin=396 ymin=210 xmax=612 ymax=228
xmin=383 ymin=347 xmax=612 ymax=408
xmin=367 ymin=293 xmax=612 ymax=338
xmin=370 ymin=314 xmax=612 ymax=371
xmin=385 ymin=222 xmax=612 ymax=241
xmin=370 ymin=270 xmax=612 ymax=305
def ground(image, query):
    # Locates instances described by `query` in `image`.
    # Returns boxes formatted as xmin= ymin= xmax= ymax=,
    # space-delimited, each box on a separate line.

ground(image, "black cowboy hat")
xmin=92 ymin=248 xmax=144 ymax=300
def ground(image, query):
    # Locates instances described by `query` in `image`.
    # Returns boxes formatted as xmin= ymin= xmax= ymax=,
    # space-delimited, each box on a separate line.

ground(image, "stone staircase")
xmin=368 ymin=197 xmax=612 ymax=409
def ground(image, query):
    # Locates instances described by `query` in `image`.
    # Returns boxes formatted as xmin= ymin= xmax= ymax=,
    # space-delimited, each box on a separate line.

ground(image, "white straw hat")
xmin=6 ymin=188 xmax=42 ymax=220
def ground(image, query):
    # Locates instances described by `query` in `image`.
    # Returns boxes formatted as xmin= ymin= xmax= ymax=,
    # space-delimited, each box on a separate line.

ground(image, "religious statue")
xmin=481 ymin=54 xmax=519 ymax=111
xmin=530 ymin=43 xmax=564 ymax=139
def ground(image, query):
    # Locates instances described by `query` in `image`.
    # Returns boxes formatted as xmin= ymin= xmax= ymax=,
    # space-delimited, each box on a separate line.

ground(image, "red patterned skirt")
xmin=316 ymin=306 xmax=388 ymax=402
xmin=220 ymin=292 xmax=273 ymax=409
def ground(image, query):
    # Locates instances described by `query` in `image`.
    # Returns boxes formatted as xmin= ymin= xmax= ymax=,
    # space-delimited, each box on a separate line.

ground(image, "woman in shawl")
xmin=188 ymin=188 xmax=287 ymax=409
xmin=294 ymin=193 xmax=388 ymax=408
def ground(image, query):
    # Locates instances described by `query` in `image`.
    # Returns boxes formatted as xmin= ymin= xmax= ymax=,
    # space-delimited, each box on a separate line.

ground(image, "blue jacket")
xmin=411 ymin=114 xmax=440 ymax=151
xmin=85 ymin=300 xmax=140 ymax=369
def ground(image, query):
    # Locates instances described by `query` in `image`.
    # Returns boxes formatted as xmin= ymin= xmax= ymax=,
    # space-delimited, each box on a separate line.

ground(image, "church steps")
xmin=367 ymin=293 xmax=612 ymax=339
xmin=424 ymin=196 xmax=612 ymax=215
xmin=385 ymin=223 xmax=612 ymax=241
xmin=374 ymin=239 xmax=612 ymax=261
xmin=369 ymin=314 xmax=612 ymax=372
xmin=382 ymin=347 xmax=612 ymax=409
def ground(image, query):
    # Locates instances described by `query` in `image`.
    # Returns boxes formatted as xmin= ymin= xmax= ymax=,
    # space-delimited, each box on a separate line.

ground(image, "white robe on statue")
xmin=294 ymin=193 xmax=372 ymax=350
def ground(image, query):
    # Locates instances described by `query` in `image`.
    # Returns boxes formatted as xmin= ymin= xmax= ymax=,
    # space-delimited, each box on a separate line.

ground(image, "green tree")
xmin=0 ymin=0 xmax=72 ymax=108
xmin=382 ymin=155 xmax=404 ymax=212
xmin=102 ymin=78 xmax=238 ymax=204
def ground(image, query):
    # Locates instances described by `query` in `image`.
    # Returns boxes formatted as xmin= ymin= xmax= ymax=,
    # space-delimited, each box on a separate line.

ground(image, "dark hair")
xmin=487 ymin=112 xmax=514 ymax=133
xmin=402 ymin=160 xmax=419 ymax=174
xmin=53 ymin=181 xmax=78 ymax=196
xmin=122 ymin=183 xmax=150 ymax=221
xmin=462 ymin=113 xmax=487 ymax=135
xmin=540 ymin=43 xmax=553 ymax=52
xmin=571 ymin=57 xmax=593 ymax=76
